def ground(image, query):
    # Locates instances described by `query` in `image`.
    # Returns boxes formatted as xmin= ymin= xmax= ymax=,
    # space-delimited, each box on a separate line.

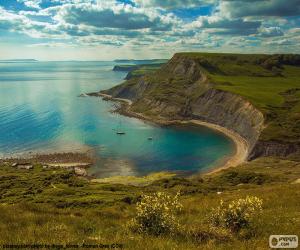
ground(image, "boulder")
xmin=17 ymin=165 xmax=33 ymax=170
xmin=74 ymin=167 xmax=87 ymax=176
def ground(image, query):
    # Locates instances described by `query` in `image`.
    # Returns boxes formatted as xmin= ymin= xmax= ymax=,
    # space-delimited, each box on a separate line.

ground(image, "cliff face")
xmin=189 ymin=89 xmax=264 ymax=153
xmin=102 ymin=53 xmax=298 ymax=160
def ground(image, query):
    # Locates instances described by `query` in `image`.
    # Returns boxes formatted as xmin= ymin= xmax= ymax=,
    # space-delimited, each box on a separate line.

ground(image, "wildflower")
xmin=210 ymin=196 xmax=263 ymax=233
xmin=130 ymin=191 xmax=182 ymax=236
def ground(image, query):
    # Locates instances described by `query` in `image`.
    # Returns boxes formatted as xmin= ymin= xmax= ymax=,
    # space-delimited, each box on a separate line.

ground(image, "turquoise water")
xmin=0 ymin=61 xmax=234 ymax=177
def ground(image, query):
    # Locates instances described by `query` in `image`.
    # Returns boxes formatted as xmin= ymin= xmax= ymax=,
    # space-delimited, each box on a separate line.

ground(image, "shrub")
xmin=130 ymin=191 xmax=182 ymax=236
xmin=219 ymin=171 xmax=270 ymax=185
xmin=210 ymin=196 xmax=263 ymax=233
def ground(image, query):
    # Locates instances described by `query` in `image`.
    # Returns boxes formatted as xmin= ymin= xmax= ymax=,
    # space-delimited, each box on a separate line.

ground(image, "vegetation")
xmin=0 ymin=158 xmax=299 ymax=249
xmin=123 ymin=63 xmax=165 ymax=79
xmin=130 ymin=191 xmax=182 ymax=236
xmin=210 ymin=196 xmax=263 ymax=233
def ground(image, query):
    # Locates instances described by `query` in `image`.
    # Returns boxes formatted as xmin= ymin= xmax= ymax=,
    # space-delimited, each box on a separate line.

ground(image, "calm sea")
xmin=0 ymin=61 xmax=234 ymax=177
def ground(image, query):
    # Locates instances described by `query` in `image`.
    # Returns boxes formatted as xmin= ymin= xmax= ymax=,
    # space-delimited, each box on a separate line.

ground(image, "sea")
xmin=0 ymin=60 xmax=234 ymax=177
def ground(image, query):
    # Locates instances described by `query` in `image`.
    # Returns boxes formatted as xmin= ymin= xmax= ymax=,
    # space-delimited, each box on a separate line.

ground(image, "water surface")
xmin=0 ymin=61 xmax=234 ymax=177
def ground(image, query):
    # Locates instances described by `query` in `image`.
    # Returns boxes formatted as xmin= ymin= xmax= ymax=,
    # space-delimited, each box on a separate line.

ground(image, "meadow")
xmin=0 ymin=157 xmax=299 ymax=249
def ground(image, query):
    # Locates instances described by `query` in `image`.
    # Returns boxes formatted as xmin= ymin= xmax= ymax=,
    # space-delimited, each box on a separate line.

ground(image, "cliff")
xmin=101 ymin=53 xmax=300 ymax=161
xmin=113 ymin=65 xmax=139 ymax=72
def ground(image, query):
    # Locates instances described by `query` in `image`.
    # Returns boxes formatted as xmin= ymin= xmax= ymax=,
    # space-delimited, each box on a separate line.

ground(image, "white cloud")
xmin=134 ymin=0 xmax=216 ymax=9
xmin=0 ymin=0 xmax=299 ymax=59
xmin=17 ymin=0 xmax=42 ymax=9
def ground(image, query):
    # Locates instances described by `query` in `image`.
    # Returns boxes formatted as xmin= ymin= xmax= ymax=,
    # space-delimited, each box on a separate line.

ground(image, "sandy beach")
xmin=94 ymin=92 xmax=249 ymax=174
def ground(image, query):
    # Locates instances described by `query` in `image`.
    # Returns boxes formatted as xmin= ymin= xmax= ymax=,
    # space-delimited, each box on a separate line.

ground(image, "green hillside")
xmin=0 ymin=159 xmax=299 ymax=249
xmin=182 ymin=53 xmax=300 ymax=143
xmin=108 ymin=53 xmax=300 ymax=147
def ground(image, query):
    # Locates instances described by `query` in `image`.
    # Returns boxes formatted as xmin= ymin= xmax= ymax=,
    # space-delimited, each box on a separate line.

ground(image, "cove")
xmin=0 ymin=61 xmax=235 ymax=177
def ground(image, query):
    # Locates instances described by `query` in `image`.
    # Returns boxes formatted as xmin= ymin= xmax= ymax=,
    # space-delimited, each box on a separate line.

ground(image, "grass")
xmin=107 ymin=52 xmax=300 ymax=145
xmin=1 ymin=158 xmax=300 ymax=249
xmin=125 ymin=64 xmax=165 ymax=79
xmin=209 ymin=65 xmax=300 ymax=142
xmin=211 ymin=68 xmax=299 ymax=109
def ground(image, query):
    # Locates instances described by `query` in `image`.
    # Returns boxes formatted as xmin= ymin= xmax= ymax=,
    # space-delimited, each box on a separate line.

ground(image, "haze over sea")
xmin=0 ymin=61 xmax=234 ymax=177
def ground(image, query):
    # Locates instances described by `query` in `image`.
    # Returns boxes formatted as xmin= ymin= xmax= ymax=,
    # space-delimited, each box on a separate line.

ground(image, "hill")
xmin=102 ymin=53 xmax=300 ymax=161
xmin=0 ymin=158 xmax=299 ymax=249
xmin=113 ymin=63 xmax=165 ymax=79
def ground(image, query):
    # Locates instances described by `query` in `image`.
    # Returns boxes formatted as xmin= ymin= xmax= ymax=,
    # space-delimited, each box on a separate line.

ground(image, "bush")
xmin=219 ymin=171 xmax=270 ymax=185
xmin=210 ymin=196 xmax=263 ymax=233
xmin=130 ymin=191 xmax=182 ymax=236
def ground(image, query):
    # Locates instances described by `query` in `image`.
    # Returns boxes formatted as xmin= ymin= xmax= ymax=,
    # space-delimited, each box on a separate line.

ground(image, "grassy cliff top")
xmin=115 ymin=53 xmax=300 ymax=144
xmin=177 ymin=53 xmax=300 ymax=142
xmin=175 ymin=53 xmax=300 ymax=108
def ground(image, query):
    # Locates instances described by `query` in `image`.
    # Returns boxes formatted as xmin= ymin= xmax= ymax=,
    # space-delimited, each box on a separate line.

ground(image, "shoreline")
xmin=0 ymin=92 xmax=248 ymax=178
xmin=90 ymin=92 xmax=249 ymax=175
xmin=0 ymin=152 xmax=94 ymax=176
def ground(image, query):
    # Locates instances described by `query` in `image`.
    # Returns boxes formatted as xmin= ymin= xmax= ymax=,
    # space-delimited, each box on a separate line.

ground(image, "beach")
xmin=94 ymin=92 xmax=249 ymax=174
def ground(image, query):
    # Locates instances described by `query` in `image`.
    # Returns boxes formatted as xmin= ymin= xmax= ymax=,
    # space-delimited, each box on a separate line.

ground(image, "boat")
xmin=148 ymin=137 xmax=153 ymax=140
xmin=115 ymin=118 xmax=126 ymax=135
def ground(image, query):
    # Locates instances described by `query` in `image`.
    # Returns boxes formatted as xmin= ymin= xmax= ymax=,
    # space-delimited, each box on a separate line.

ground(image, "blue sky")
xmin=0 ymin=0 xmax=299 ymax=60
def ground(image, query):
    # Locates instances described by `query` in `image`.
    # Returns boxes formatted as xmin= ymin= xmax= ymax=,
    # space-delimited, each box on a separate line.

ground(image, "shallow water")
xmin=0 ymin=61 xmax=234 ymax=177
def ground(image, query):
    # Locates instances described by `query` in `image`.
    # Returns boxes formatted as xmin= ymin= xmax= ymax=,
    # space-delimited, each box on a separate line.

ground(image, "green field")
xmin=0 ymin=159 xmax=300 ymax=249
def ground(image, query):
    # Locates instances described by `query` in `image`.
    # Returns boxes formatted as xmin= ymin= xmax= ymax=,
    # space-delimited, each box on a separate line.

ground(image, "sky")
xmin=0 ymin=0 xmax=299 ymax=60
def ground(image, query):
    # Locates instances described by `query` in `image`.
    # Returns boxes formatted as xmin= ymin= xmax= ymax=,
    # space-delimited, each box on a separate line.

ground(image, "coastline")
xmin=0 ymin=91 xmax=248 ymax=178
xmin=0 ymin=152 xmax=94 ymax=176
xmin=91 ymin=92 xmax=249 ymax=175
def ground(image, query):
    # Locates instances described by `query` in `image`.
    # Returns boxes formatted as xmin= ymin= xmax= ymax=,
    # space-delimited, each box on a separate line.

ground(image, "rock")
xmin=248 ymin=140 xmax=300 ymax=160
xmin=17 ymin=165 xmax=33 ymax=170
xmin=74 ymin=167 xmax=87 ymax=176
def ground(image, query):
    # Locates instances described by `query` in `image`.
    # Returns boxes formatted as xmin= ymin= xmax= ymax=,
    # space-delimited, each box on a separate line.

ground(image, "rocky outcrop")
xmin=113 ymin=65 xmax=138 ymax=72
xmin=248 ymin=141 xmax=300 ymax=160
xmin=104 ymin=77 xmax=151 ymax=101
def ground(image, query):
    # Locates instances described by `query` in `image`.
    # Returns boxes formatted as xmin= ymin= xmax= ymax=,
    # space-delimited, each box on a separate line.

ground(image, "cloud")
xmin=55 ymin=3 xmax=175 ymax=31
xmin=220 ymin=0 xmax=300 ymax=18
xmin=17 ymin=0 xmax=42 ymax=9
xmin=0 ymin=0 xmax=299 ymax=58
xmin=258 ymin=26 xmax=284 ymax=37
xmin=265 ymin=38 xmax=294 ymax=46
xmin=134 ymin=0 xmax=215 ymax=9
xmin=189 ymin=15 xmax=261 ymax=35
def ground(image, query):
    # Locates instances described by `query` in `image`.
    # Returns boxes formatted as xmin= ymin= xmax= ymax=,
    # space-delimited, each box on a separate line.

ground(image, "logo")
xmin=269 ymin=235 xmax=298 ymax=248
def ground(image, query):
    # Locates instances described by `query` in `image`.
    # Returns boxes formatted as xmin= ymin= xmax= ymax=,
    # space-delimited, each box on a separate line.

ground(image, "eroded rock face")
xmin=105 ymin=77 xmax=150 ymax=101
xmin=160 ymin=54 xmax=203 ymax=82
xmin=248 ymin=141 xmax=300 ymax=160
xmin=189 ymin=88 xmax=265 ymax=153
xmin=103 ymin=54 xmax=300 ymax=160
